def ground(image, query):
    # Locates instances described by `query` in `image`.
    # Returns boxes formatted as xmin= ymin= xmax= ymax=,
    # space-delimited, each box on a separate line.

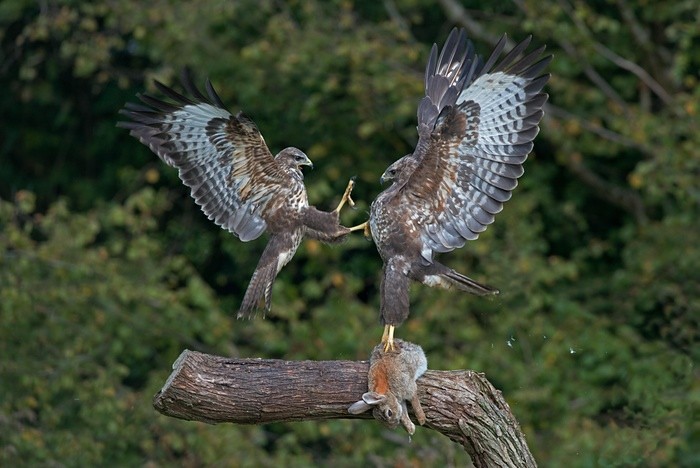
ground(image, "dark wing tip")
xmin=205 ymin=79 xmax=227 ymax=109
xmin=153 ymin=79 xmax=196 ymax=106
xmin=424 ymin=43 xmax=439 ymax=90
xmin=420 ymin=27 xmax=481 ymax=129
xmin=180 ymin=67 xmax=210 ymax=102
xmin=480 ymin=34 xmax=509 ymax=73
xmin=135 ymin=92 xmax=180 ymax=113
xmin=115 ymin=120 xmax=132 ymax=129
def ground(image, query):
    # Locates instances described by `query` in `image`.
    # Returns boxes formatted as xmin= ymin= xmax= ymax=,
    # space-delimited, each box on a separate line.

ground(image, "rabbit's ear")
xmin=362 ymin=391 xmax=387 ymax=405
xmin=348 ymin=400 xmax=372 ymax=414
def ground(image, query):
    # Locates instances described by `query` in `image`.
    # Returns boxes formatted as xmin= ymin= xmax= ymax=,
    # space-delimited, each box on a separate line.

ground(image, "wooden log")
xmin=154 ymin=349 xmax=536 ymax=467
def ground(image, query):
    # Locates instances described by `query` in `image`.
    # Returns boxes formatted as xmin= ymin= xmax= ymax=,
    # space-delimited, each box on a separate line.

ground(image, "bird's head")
xmin=277 ymin=147 xmax=314 ymax=170
xmin=380 ymin=155 xmax=412 ymax=184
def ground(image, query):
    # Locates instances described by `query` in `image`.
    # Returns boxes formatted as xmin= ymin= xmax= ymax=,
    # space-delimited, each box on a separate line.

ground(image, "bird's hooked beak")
xmin=380 ymin=157 xmax=404 ymax=184
xmin=380 ymin=167 xmax=395 ymax=185
xmin=299 ymin=155 xmax=314 ymax=170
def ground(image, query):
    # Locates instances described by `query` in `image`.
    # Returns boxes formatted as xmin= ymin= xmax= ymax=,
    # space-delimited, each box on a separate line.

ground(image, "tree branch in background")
xmin=565 ymin=153 xmax=648 ymax=225
xmin=154 ymin=350 xmax=537 ymax=468
xmin=543 ymin=104 xmax=652 ymax=155
xmin=383 ymin=0 xmax=410 ymax=33
xmin=615 ymin=0 xmax=672 ymax=66
xmin=555 ymin=37 xmax=630 ymax=112
xmin=556 ymin=0 xmax=672 ymax=106
xmin=539 ymin=105 xmax=649 ymax=224
xmin=437 ymin=0 xmax=514 ymax=47
xmin=591 ymin=42 xmax=672 ymax=106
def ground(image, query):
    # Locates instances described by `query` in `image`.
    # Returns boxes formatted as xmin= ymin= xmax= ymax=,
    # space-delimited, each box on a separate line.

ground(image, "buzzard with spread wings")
xmin=353 ymin=29 xmax=551 ymax=349
xmin=118 ymin=70 xmax=356 ymax=318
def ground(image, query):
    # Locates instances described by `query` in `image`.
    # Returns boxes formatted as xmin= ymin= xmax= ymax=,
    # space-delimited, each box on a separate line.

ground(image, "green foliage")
xmin=1 ymin=0 xmax=698 ymax=465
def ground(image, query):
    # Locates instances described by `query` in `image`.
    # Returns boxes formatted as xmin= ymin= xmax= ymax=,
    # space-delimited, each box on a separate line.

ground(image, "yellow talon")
xmin=348 ymin=221 xmax=371 ymax=238
xmin=334 ymin=178 xmax=356 ymax=213
xmin=348 ymin=221 xmax=367 ymax=232
xmin=381 ymin=325 xmax=396 ymax=352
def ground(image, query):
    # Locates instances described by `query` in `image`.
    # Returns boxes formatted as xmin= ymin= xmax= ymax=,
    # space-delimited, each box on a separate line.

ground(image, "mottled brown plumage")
xmin=366 ymin=29 xmax=552 ymax=349
xmin=118 ymin=70 xmax=353 ymax=317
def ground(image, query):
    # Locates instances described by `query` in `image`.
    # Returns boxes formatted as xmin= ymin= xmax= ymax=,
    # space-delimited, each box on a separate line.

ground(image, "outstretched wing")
xmin=118 ymin=70 xmax=288 ymax=241
xmin=403 ymin=33 xmax=551 ymax=262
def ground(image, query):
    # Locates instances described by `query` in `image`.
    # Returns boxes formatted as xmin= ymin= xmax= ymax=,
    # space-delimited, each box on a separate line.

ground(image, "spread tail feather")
xmin=442 ymin=269 xmax=498 ymax=296
xmin=236 ymin=233 xmax=301 ymax=319
xmin=420 ymin=262 xmax=499 ymax=296
xmin=237 ymin=262 xmax=276 ymax=319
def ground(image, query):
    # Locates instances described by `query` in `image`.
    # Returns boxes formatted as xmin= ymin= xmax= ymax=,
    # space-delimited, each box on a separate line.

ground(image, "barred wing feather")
xmin=404 ymin=35 xmax=551 ymax=262
xmin=118 ymin=71 xmax=286 ymax=242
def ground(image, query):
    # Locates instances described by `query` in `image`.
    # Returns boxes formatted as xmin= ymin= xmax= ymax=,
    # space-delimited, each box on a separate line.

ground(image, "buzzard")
xmin=118 ymin=70 xmax=356 ymax=318
xmin=353 ymin=29 xmax=551 ymax=350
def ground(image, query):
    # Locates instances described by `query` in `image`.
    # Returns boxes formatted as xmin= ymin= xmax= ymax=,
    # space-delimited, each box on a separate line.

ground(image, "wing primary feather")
xmin=521 ymin=55 xmax=553 ymax=79
xmin=524 ymin=75 xmax=551 ymax=94
xmin=437 ymin=28 xmax=460 ymax=73
xmin=121 ymin=102 xmax=155 ymax=113
xmin=525 ymin=94 xmax=549 ymax=112
xmin=506 ymin=45 xmax=548 ymax=75
xmin=492 ymin=36 xmax=533 ymax=73
xmin=116 ymin=112 xmax=160 ymax=126
xmin=136 ymin=93 xmax=181 ymax=113
xmin=153 ymin=80 xmax=196 ymax=106
xmin=417 ymin=97 xmax=438 ymax=128
xmin=180 ymin=67 xmax=210 ymax=102
xmin=462 ymin=44 xmax=480 ymax=85
xmin=205 ymin=79 xmax=227 ymax=109
xmin=424 ymin=44 xmax=439 ymax=87
xmin=480 ymin=34 xmax=509 ymax=74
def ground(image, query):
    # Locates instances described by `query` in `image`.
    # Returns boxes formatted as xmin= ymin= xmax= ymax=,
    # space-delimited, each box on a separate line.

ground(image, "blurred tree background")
xmin=1 ymin=0 xmax=698 ymax=465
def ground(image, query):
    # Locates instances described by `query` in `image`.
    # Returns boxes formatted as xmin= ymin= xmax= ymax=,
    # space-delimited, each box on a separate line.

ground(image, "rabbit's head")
xmin=348 ymin=390 xmax=415 ymax=434
xmin=348 ymin=339 xmax=427 ymax=434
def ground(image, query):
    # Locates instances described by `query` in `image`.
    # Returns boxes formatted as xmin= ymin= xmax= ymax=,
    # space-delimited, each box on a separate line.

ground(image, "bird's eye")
xmin=389 ymin=169 xmax=396 ymax=176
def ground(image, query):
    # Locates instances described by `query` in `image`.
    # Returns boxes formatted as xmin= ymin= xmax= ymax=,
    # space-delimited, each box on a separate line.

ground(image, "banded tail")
xmin=237 ymin=234 xmax=300 ymax=318
xmin=237 ymin=260 xmax=277 ymax=319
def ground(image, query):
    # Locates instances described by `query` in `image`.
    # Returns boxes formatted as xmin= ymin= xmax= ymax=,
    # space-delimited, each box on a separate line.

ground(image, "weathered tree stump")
xmin=154 ymin=350 xmax=536 ymax=467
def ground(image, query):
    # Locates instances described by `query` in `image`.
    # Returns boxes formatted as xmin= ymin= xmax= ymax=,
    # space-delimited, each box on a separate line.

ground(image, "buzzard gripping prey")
xmin=350 ymin=29 xmax=551 ymax=350
xmin=118 ymin=70 xmax=357 ymax=318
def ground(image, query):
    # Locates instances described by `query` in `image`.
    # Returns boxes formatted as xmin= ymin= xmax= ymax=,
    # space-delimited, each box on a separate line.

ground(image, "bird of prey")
xmin=351 ymin=29 xmax=551 ymax=350
xmin=118 ymin=70 xmax=356 ymax=318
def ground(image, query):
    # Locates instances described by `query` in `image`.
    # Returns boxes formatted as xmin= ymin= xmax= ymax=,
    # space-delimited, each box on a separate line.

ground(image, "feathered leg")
xmin=302 ymin=206 xmax=351 ymax=243
xmin=379 ymin=258 xmax=411 ymax=351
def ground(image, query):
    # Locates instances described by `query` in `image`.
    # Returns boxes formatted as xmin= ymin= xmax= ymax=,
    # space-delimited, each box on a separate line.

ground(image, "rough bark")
xmin=154 ymin=349 xmax=536 ymax=467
